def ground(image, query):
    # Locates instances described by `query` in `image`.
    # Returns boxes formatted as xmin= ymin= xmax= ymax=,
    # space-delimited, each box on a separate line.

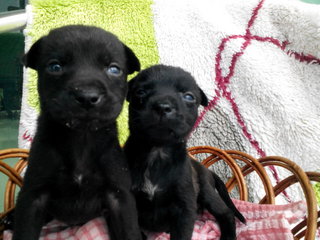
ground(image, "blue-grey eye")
xmin=135 ymin=88 xmax=146 ymax=97
xmin=183 ymin=92 xmax=195 ymax=102
xmin=106 ymin=65 xmax=122 ymax=76
xmin=48 ymin=62 xmax=62 ymax=73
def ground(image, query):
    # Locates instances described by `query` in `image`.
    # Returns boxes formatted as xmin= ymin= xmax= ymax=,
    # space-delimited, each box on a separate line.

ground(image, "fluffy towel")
xmin=152 ymin=0 xmax=320 ymax=202
xmin=20 ymin=0 xmax=320 ymax=202
xmin=3 ymin=200 xmax=307 ymax=240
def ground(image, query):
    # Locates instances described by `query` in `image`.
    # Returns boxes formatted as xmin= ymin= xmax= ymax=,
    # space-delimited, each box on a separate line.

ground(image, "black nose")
xmin=154 ymin=103 xmax=175 ymax=116
xmin=72 ymin=89 xmax=102 ymax=108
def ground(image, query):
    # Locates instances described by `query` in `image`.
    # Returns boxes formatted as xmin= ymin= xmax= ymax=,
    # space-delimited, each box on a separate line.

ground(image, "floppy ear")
xmin=22 ymin=37 xmax=45 ymax=70
xmin=126 ymin=76 xmax=137 ymax=102
xmin=123 ymin=44 xmax=140 ymax=74
xmin=199 ymin=87 xmax=208 ymax=106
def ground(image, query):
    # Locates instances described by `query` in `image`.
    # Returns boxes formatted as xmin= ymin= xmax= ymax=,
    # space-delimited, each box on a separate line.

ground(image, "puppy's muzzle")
xmin=152 ymin=101 xmax=176 ymax=119
xmin=71 ymin=87 xmax=104 ymax=109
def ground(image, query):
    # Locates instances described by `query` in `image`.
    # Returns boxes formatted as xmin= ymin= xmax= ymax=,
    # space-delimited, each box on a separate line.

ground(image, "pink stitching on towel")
xmin=193 ymin=0 xmax=320 ymax=148
xmin=193 ymin=0 xmax=320 ymax=202
xmin=193 ymin=0 xmax=267 ymax=157
xmin=22 ymin=130 xmax=33 ymax=143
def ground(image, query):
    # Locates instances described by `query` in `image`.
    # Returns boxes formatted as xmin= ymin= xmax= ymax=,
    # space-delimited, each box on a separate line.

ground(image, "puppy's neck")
xmin=147 ymin=146 xmax=170 ymax=164
xmin=40 ymin=113 xmax=115 ymax=131
xmin=37 ymin=114 xmax=119 ymax=149
xmin=126 ymin=134 xmax=187 ymax=166
xmin=129 ymin=131 xmax=187 ymax=147
xmin=138 ymin=139 xmax=186 ymax=155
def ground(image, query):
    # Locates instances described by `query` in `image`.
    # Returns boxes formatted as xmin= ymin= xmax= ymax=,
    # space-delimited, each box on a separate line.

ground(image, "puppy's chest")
xmin=140 ymin=168 xmax=160 ymax=201
xmin=58 ymin=163 xmax=100 ymax=188
xmin=134 ymin=148 xmax=171 ymax=200
xmin=59 ymin=150 xmax=102 ymax=188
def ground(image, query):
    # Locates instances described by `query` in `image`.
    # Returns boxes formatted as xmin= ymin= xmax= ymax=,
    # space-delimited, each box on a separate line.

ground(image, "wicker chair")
xmin=0 ymin=147 xmax=319 ymax=240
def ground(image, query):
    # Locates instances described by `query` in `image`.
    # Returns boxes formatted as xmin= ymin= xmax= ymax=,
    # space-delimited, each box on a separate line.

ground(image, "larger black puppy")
xmin=13 ymin=25 xmax=142 ymax=240
xmin=125 ymin=65 xmax=245 ymax=240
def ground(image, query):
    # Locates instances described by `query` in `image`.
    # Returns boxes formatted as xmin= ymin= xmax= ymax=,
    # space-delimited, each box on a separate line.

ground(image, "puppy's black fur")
xmin=125 ymin=65 xmax=245 ymax=240
xmin=13 ymin=25 xmax=142 ymax=240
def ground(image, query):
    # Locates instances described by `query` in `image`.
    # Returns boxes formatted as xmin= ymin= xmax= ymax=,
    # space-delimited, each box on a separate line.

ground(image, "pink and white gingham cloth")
xmin=4 ymin=199 xmax=307 ymax=240
xmin=4 ymin=218 xmax=110 ymax=240
xmin=147 ymin=200 xmax=307 ymax=240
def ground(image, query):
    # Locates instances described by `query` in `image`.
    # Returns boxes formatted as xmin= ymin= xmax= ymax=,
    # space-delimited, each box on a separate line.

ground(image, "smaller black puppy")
xmin=13 ymin=25 xmax=142 ymax=240
xmin=125 ymin=65 xmax=245 ymax=240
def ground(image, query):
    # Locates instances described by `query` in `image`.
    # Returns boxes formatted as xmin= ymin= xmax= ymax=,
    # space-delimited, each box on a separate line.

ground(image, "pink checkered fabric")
xmin=4 ymin=200 xmax=306 ymax=240
xmin=4 ymin=218 xmax=110 ymax=240
xmin=146 ymin=200 xmax=307 ymax=240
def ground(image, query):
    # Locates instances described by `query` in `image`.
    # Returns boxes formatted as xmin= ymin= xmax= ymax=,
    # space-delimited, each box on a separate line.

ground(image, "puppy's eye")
xmin=183 ymin=92 xmax=195 ymax=102
xmin=135 ymin=89 xmax=146 ymax=97
xmin=106 ymin=64 xmax=122 ymax=76
xmin=47 ymin=61 xmax=63 ymax=73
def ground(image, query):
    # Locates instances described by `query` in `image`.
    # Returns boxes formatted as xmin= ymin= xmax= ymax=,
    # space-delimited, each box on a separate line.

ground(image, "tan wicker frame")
xmin=188 ymin=146 xmax=319 ymax=240
xmin=0 ymin=147 xmax=319 ymax=239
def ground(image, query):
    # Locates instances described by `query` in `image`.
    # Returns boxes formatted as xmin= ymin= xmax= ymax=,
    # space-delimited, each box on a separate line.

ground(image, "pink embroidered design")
xmin=192 ymin=0 xmax=320 ymax=201
xmin=22 ymin=130 xmax=33 ymax=143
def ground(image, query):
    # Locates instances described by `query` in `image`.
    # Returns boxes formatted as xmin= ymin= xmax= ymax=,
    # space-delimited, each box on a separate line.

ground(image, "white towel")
xmin=152 ymin=0 xmax=320 ymax=202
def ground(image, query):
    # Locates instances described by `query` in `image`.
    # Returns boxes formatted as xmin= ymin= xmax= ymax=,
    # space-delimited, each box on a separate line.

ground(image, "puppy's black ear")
xmin=22 ymin=37 xmax=44 ymax=70
xmin=199 ymin=88 xmax=208 ymax=106
xmin=124 ymin=44 xmax=140 ymax=74
xmin=126 ymin=76 xmax=137 ymax=102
